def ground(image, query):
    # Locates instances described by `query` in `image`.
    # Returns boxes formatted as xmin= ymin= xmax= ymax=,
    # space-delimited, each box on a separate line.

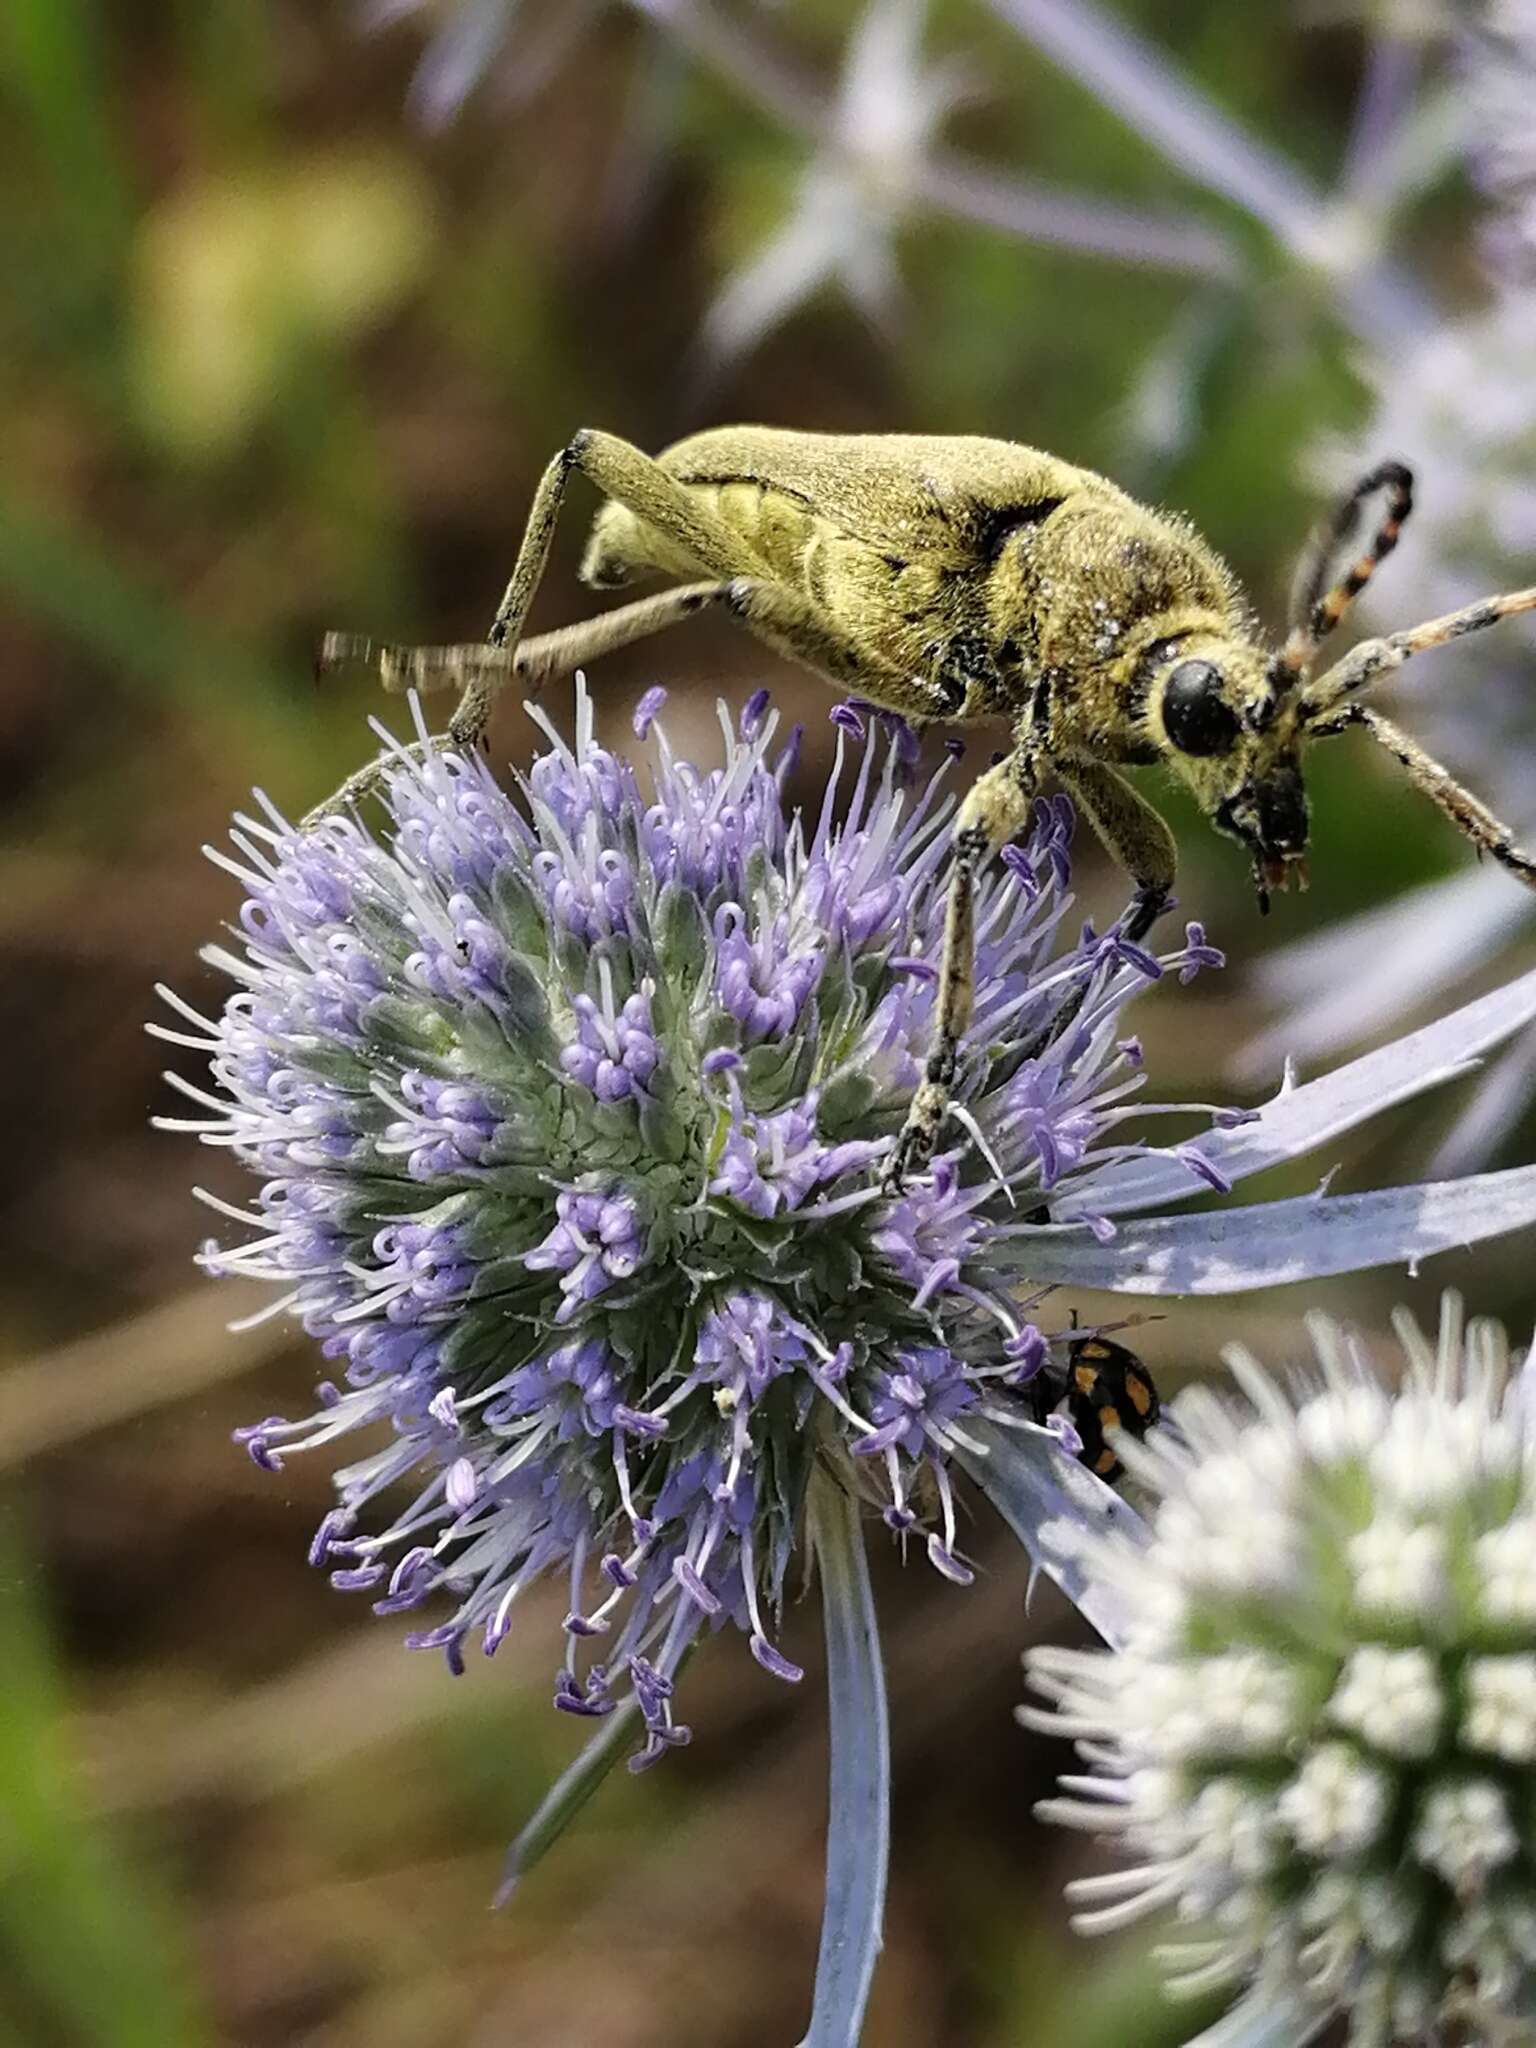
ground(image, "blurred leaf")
xmin=0 ymin=1516 xmax=210 ymax=2047
xmin=134 ymin=153 xmax=433 ymax=458
xmin=0 ymin=485 xmax=296 ymax=742
xmin=0 ymin=0 xmax=132 ymax=249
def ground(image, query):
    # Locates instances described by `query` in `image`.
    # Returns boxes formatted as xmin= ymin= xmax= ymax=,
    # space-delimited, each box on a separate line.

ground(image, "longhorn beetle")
xmin=314 ymin=427 xmax=1536 ymax=1187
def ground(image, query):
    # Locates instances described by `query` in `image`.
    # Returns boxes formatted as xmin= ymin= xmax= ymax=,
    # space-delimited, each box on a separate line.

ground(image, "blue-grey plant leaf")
xmin=799 ymin=1473 xmax=889 ymax=2048
xmin=1015 ymin=1166 xmax=1536 ymax=1294
xmin=955 ymin=1417 xmax=1145 ymax=1650
xmin=1053 ymin=961 xmax=1536 ymax=1224
xmin=1184 ymin=1991 xmax=1331 ymax=2048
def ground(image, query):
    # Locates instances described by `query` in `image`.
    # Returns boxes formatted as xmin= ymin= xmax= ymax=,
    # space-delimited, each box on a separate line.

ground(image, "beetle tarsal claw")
xmin=881 ymin=1127 xmax=931 ymax=1195
xmin=881 ymin=1077 xmax=952 ymax=1193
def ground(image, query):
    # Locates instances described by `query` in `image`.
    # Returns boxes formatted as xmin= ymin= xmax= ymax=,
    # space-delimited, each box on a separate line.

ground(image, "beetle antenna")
xmin=1302 ymin=584 xmax=1536 ymax=718
xmin=1288 ymin=461 xmax=1414 ymax=651
xmin=1256 ymin=461 xmax=1414 ymax=723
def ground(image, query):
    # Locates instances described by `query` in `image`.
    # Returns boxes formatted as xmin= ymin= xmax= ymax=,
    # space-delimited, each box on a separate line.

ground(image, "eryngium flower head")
xmin=1464 ymin=0 xmax=1536 ymax=278
xmin=1027 ymin=1296 xmax=1536 ymax=2046
xmin=1258 ymin=292 xmax=1536 ymax=1162
xmin=1314 ymin=293 xmax=1536 ymax=843
xmin=159 ymin=682 xmax=1226 ymax=1768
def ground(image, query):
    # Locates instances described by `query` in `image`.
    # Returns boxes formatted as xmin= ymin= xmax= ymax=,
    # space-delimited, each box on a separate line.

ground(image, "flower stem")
xmin=799 ymin=1471 xmax=889 ymax=2048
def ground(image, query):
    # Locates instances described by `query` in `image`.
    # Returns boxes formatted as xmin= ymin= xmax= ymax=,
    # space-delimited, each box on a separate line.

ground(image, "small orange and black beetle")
xmin=1032 ymin=1333 xmax=1161 ymax=1482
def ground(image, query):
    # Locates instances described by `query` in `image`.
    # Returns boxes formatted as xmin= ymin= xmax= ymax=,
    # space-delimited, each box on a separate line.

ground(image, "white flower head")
xmin=1278 ymin=1743 xmax=1392 ymax=1859
xmin=1025 ymin=1297 xmax=1536 ymax=2043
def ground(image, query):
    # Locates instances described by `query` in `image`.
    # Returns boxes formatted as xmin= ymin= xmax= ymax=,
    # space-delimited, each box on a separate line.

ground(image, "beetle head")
xmin=1149 ymin=638 xmax=1311 ymax=910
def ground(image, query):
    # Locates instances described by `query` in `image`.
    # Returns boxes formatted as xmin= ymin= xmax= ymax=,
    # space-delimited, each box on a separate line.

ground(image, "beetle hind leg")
xmin=310 ymin=430 xmax=765 ymax=816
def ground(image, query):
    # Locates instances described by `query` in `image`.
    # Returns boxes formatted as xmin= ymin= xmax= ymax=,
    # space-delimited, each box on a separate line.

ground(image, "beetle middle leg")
xmin=922 ymin=627 xmax=1002 ymax=720
xmin=884 ymin=747 xmax=1038 ymax=1192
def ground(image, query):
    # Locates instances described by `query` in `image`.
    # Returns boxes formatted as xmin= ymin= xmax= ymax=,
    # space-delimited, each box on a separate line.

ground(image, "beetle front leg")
xmin=1055 ymin=757 xmax=1178 ymax=943
xmin=883 ymin=748 xmax=1038 ymax=1192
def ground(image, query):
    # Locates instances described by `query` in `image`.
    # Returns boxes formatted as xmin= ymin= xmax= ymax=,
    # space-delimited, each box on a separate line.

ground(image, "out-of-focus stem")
xmin=630 ymin=0 xmax=1243 ymax=280
xmin=983 ymin=0 xmax=1437 ymax=346
xmin=1341 ymin=28 xmax=1424 ymax=201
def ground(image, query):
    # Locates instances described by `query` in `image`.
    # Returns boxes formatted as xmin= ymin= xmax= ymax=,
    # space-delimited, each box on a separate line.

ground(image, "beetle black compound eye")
xmin=1162 ymin=659 xmax=1241 ymax=757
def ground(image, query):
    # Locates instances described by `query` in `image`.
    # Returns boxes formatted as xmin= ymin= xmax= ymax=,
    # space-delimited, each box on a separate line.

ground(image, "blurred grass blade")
xmin=799 ymin=1473 xmax=888 ymax=2048
xmin=495 ymin=1697 xmax=642 ymax=1905
xmin=0 ymin=1515 xmax=210 ymax=2047
xmin=0 ymin=485 xmax=295 ymax=745
xmin=0 ymin=1282 xmax=284 ymax=1472
xmin=0 ymin=0 xmax=132 ymax=249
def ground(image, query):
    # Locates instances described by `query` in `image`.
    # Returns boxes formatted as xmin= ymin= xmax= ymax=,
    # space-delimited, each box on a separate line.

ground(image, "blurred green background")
xmin=3 ymin=2 xmax=1532 ymax=2043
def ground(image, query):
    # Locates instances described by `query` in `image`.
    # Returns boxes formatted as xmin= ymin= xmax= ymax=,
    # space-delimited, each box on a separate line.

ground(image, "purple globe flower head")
xmin=174 ymin=685 xmax=1193 ymax=1706
xmin=157 ymin=679 xmax=1536 ymax=2045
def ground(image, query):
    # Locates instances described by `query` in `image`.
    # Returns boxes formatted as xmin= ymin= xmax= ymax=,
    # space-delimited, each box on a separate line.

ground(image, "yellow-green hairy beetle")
xmin=317 ymin=426 xmax=1536 ymax=1185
